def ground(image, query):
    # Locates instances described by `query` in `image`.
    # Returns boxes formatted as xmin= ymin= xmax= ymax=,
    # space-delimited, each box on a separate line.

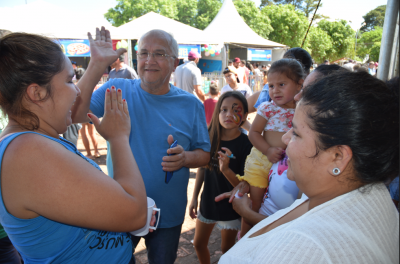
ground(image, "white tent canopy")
xmin=204 ymin=0 xmax=285 ymax=48
xmin=0 ymin=0 xmax=117 ymax=39
xmin=112 ymin=12 xmax=221 ymax=45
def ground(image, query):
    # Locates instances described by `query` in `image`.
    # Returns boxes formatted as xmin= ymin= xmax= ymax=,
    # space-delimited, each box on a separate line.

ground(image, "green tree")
xmin=301 ymin=0 xmax=327 ymax=20
xmin=260 ymin=0 xmax=326 ymax=20
xmin=176 ymin=0 xmax=198 ymax=27
xmin=356 ymin=27 xmax=383 ymax=62
xmin=104 ymin=0 xmax=178 ymax=27
xmin=304 ymin=26 xmax=333 ymax=63
xmin=262 ymin=4 xmax=309 ymax=47
xmin=261 ymin=0 xmax=303 ymax=9
xmin=195 ymin=0 xmax=222 ymax=30
xmin=361 ymin=5 xmax=386 ymax=32
xmin=317 ymin=19 xmax=355 ymax=61
xmin=233 ymin=0 xmax=273 ymax=38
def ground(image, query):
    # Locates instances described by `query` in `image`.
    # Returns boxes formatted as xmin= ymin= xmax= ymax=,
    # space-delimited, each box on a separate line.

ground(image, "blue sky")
xmin=0 ymin=0 xmax=388 ymax=30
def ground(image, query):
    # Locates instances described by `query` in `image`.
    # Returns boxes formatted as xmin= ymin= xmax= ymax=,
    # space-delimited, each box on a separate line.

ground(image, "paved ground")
xmin=76 ymin=112 xmax=256 ymax=264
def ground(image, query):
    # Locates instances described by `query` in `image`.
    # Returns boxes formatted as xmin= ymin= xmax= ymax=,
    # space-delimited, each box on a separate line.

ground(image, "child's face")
xmin=268 ymin=71 xmax=303 ymax=109
xmin=219 ymin=96 xmax=247 ymax=130
xmin=224 ymin=72 xmax=237 ymax=85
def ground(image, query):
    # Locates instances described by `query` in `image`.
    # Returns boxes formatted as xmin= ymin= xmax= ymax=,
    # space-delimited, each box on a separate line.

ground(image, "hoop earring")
xmin=332 ymin=168 xmax=341 ymax=175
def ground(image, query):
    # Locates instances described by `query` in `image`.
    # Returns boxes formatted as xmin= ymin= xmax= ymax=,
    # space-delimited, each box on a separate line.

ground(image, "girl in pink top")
xmin=237 ymin=58 xmax=305 ymax=237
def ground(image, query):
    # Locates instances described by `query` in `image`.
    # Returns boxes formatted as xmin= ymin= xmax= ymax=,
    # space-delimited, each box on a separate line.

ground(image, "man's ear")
xmin=173 ymin=58 xmax=180 ymax=69
xmin=26 ymin=84 xmax=47 ymax=102
xmin=329 ymin=145 xmax=353 ymax=176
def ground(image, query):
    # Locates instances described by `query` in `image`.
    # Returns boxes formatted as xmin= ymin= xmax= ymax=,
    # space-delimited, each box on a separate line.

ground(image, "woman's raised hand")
xmin=88 ymin=86 xmax=130 ymax=142
xmin=88 ymin=27 xmax=127 ymax=67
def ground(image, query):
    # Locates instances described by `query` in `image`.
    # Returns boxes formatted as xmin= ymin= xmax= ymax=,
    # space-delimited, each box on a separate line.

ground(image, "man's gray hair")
xmin=138 ymin=29 xmax=179 ymax=58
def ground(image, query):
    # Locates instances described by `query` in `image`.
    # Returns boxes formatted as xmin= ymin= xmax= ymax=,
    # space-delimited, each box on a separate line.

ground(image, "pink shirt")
xmin=257 ymin=101 xmax=294 ymax=132
xmin=204 ymin=98 xmax=218 ymax=125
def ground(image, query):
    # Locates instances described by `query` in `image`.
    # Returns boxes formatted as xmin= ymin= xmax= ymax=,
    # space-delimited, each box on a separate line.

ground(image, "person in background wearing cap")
xmin=174 ymin=50 xmax=205 ymax=102
xmin=221 ymin=66 xmax=252 ymax=99
xmin=233 ymin=58 xmax=247 ymax=85
xmin=107 ymin=53 xmax=138 ymax=80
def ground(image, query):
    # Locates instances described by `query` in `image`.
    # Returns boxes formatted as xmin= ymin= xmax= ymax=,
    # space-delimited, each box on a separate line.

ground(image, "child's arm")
xmin=249 ymin=115 xmax=283 ymax=163
xmin=189 ymin=167 xmax=205 ymax=219
xmin=218 ymin=147 xmax=240 ymax=187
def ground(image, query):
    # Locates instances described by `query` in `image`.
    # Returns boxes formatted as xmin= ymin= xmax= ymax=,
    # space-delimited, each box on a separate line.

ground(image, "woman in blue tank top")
xmin=0 ymin=29 xmax=147 ymax=263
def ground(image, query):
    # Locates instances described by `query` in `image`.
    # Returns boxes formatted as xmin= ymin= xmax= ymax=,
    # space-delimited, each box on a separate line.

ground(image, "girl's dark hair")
xmin=207 ymin=91 xmax=248 ymax=171
xmin=283 ymin=47 xmax=312 ymax=75
xmin=0 ymin=33 xmax=65 ymax=130
xmin=301 ymin=71 xmax=399 ymax=185
xmin=268 ymin=58 xmax=305 ymax=84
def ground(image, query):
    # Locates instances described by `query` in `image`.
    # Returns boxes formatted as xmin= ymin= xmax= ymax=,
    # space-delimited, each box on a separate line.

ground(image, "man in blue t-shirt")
xmin=73 ymin=28 xmax=210 ymax=264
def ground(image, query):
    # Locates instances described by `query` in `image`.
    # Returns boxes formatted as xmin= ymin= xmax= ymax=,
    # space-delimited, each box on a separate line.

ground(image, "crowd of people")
xmin=0 ymin=25 xmax=398 ymax=264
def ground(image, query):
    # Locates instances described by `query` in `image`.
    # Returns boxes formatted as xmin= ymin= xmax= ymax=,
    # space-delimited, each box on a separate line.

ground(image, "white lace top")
xmin=219 ymin=183 xmax=399 ymax=264
xmin=256 ymin=101 xmax=294 ymax=132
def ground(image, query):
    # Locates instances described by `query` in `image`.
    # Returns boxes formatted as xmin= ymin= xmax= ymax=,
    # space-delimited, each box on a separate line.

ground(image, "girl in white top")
xmin=219 ymin=70 xmax=399 ymax=263
xmin=221 ymin=66 xmax=253 ymax=99
xmin=237 ymin=59 xmax=304 ymax=237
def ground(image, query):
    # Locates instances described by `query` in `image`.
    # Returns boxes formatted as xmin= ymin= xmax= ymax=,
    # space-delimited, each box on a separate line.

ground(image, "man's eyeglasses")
xmin=137 ymin=52 xmax=176 ymax=61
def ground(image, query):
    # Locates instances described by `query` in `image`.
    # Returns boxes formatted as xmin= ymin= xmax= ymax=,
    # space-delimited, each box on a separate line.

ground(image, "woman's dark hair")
xmin=207 ymin=91 xmax=248 ymax=171
xmin=301 ymin=71 xmax=399 ymax=184
xmin=386 ymin=76 xmax=399 ymax=102
xmin=283 ymin=47 xmax=312 ymax=75
xmin=268 ymin=58 xmax=305 ymax=84
xmin=314 ymin=64 xmax=343 ymax=76
xmin=0 ymin=33 xmax=65 ymax=130
xmin=75 ymin=68 xmax=86 ymax=80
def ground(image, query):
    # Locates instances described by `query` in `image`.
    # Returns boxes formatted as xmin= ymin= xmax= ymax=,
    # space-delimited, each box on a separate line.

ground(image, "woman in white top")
xmin=221 ymin=66 xmax=252 ymax=99
xmin=217 ymin=70 xmax=399 ymax=263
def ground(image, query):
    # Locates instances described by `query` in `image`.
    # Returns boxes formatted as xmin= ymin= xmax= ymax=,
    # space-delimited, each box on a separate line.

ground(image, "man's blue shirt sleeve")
xmin=254 ymin=83 xmax=270 ymax=109
xmin=190 ymin=102 xmax=211 ymax=152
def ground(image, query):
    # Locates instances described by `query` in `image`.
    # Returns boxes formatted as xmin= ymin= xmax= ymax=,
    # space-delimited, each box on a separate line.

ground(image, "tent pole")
xmin=377 ymin=0 xmax=399 ymax=81
xmin=223 ymin=44 xmax=229 ymax=70
xmin=127 ymin=39 xmax=133 ymax=68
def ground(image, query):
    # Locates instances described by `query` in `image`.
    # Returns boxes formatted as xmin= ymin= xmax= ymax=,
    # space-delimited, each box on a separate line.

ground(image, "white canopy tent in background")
xmin=204 ymin=0 xmax=285 ymax=48
xmin=112 ymin=12 xmax=221 ymax=45
xmin=0 ymin=0 xmax=117 ymax=39
xmin=204 ymin=0 xmax=286 ymax=69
